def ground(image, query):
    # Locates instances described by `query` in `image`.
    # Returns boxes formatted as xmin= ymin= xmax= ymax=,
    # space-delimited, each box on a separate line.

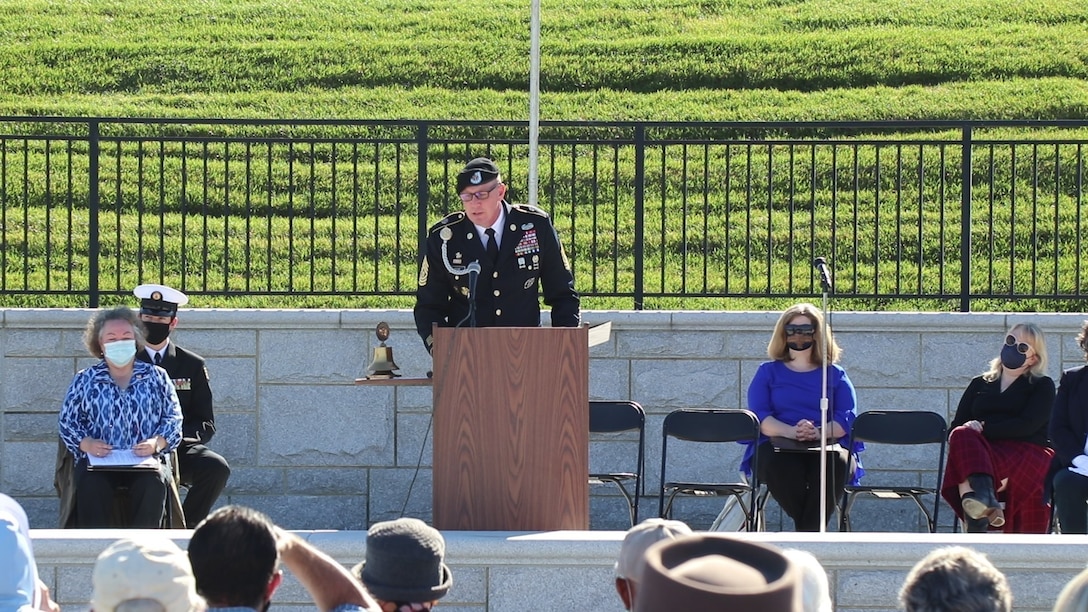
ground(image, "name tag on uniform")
xmin=173 ymin=378 xmax=192 ymax=391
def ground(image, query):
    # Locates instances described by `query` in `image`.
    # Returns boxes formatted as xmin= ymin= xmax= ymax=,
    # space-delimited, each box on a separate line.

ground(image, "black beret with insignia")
xmin=456 ymin=157 xmax=501 ymax=194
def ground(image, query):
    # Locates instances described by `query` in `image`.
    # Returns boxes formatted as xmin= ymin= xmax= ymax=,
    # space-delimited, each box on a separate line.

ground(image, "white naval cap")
xmin=133 ymin=283 xmax=189 ymax=317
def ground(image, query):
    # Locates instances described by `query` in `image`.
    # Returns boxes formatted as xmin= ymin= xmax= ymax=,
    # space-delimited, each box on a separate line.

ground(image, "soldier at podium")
xmin=134 ymin=283 xmax=231 ymax=527
xmin=414 ymin=157 xmax=580 ymax=352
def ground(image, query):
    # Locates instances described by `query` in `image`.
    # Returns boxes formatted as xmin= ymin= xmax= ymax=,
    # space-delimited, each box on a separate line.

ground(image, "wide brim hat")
xmin=634 ymin=534 xmax=801 ymax=612
xmin=354 ymin=518 xmax=452 ymax=603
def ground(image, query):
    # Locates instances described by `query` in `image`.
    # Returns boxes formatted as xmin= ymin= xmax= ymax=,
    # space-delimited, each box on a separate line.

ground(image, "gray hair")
xmin=83 ymin=306 xmax=146 ymax=358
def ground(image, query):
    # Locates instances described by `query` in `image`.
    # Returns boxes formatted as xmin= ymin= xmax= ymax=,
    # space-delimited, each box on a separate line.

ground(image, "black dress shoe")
xmin=964 ymin=515 xmax=991 ymax=533
xmin=962 ymin=474 xmax=1005 ymax=528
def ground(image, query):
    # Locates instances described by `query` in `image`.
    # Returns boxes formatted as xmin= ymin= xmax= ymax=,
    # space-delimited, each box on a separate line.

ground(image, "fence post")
xmin=959 ymin=125 xmax=973 ymax=312
xmin=88 ymin=120 xmax=100 ymax=308
xmin=633 ymin=125 xmax=645 ymax=310
xmin=417 ymin=122 xmax=429 ymax=268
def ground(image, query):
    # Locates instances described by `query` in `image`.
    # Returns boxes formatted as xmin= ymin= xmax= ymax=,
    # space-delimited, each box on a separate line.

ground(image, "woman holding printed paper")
xmin=742 ymin=302 xmax=862 ymax=532
xmin=57 ymin=306 xmax=182 ymax=527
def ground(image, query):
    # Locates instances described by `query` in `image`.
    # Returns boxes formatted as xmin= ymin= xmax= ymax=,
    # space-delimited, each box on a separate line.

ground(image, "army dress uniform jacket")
xmin=414 ymin=201 xmax=580 ymax=350
xmin=137 ymin=343 xmax=215 ymax=447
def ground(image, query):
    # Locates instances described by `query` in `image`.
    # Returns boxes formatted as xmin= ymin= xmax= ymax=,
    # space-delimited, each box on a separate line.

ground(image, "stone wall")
xmin=30 ymin=530 xmax=1088 ymax=612
xmin=2 ymin=308 xmax=1086 ymax=531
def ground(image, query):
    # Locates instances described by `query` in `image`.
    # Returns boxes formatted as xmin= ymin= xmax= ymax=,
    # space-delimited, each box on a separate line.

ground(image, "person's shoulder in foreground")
xmin=1 ymin=494 xmax=60 ymax=612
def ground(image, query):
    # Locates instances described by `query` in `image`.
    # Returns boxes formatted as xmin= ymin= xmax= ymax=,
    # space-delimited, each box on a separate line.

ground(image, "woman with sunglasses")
xmin=743 ymin=302 xmax=862 ymax=531
xmin=1048 ymin=320 xmax=1088 ymax=533
xmin=941 ymin=323 xmax=1055 ymax=533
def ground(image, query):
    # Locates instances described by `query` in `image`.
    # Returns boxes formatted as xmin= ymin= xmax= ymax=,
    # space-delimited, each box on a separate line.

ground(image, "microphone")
xmin=813 ymin=257 xmax=833 ymax=292
xmin=465 ymin=260 xmax=481 ymax=301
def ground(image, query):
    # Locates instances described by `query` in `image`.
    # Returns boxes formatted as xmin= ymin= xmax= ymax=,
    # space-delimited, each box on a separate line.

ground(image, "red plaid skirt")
xmin=941 ymin=425 xmax=1055 ymax=533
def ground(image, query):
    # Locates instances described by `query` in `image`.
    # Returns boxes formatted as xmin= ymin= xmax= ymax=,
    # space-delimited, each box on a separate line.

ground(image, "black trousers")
xmin=755 ymin=441 xmax=853 ymax=532
xmin=1052 ymin=468 xmax=1088 ymax=534
xmin=74 ymin=458 xmax=168 ymax=528
xmin=178 ymin=443 xmax=231 ymax=528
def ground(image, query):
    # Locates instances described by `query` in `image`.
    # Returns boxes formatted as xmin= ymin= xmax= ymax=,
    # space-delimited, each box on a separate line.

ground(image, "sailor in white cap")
xmin=134 ymin=284 xmax=231 ymax=527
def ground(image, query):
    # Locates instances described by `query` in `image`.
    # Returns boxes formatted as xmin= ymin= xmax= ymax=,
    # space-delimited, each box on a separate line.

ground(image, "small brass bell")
xmin=366 ymin=322 xmax=401 ymax=379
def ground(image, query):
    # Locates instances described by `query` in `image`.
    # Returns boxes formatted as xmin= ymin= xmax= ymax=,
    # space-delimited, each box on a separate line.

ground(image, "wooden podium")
xmin=431 ymin=326 xmax=589 ymax=530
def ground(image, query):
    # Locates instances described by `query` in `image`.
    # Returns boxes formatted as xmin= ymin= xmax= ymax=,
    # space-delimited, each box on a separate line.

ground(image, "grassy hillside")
xmin=1 ymin=0 xmax=1087 ymax=121
xmin=0 ymin=0 xmax=1085 ymax=311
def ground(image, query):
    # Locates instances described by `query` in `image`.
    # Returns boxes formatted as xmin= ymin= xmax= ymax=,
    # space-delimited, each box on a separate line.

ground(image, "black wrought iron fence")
xmin=0 ymin=117 xmax=1085 ymax=311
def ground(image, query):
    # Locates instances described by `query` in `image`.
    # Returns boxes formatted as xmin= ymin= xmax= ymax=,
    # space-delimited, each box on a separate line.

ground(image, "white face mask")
xmin=103 ymin=339 xmax=137 ymax=367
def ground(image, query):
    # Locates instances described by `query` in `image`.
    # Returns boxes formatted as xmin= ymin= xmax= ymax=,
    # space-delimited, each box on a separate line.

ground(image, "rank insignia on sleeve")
xmin=418 ymin=259 xmax=429 ymax=286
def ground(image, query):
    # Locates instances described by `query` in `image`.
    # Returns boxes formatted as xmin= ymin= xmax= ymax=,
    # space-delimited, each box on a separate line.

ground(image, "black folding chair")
xmin=838 ymin=410 xmax=947 ymax=532
xmin=589 ymin=400 xmax=646 ymax=526
xmin=658 ymin=409 xmax=761 ymax=531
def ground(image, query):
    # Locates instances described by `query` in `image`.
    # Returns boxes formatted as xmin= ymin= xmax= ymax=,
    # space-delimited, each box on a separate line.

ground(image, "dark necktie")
xmin=154 ymin=352 xmax=162 ymax=365
xmin=485 ymin=228 xmax=499 ymax=263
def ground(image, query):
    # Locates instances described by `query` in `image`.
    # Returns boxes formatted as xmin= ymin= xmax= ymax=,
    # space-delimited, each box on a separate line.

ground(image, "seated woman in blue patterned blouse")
xmin=58 ymin=306 xmax=182 ymax=528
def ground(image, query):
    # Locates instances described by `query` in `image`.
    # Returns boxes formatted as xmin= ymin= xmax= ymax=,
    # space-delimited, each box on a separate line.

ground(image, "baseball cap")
xmin=615 ymin=518 xmax=693 ymax=580
xmin=92 ymin=536 xmax=204 ymax=612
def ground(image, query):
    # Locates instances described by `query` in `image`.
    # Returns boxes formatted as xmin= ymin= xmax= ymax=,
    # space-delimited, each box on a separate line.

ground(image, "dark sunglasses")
xmin=785 ymin=324 xmax=816 ymax=337
xmin=1005 ymin=334 xmax=1030 ymax=354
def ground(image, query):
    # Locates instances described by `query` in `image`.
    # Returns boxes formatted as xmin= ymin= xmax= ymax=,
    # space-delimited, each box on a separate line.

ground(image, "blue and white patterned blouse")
xmin=58 ymin=360 xmax=182 ymax=459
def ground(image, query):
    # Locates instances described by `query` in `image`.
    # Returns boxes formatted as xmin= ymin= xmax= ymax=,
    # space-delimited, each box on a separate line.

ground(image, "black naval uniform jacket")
xmin=137 ymin=342 xmax=216 ymax=446
xmin=414 ymin=201 xmax=580 ymax=351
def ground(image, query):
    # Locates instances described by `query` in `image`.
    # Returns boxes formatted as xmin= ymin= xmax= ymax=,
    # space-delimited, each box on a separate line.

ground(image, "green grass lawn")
xmin=1 ymin=0 xmax=1086 ymax=310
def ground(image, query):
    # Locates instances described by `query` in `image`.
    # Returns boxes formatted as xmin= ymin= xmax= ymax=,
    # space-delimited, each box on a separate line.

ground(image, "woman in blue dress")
xmin=58 ymin=306 xmax=182 ymax=527
xmin=742 ymin=303 xmax=862 ymax=531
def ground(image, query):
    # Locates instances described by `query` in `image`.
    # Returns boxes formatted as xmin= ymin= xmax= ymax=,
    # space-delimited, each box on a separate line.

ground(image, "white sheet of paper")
xmin=87 ymin=449 xmax=159 ymax=469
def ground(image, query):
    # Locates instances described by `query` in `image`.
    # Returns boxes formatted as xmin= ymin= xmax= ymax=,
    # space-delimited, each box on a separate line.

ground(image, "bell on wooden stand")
xmin=365 ymin=322 xmax=401 ymax=379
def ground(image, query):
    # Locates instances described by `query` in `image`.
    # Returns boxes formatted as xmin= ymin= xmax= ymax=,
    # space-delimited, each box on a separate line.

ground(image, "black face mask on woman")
xmin=1000 ymin=343 xmax=1027 ymax=370
xmin=787 ymin=340 xmax=814 ymax=351
xmin=144 ymin=321 xmax=171 ymax=345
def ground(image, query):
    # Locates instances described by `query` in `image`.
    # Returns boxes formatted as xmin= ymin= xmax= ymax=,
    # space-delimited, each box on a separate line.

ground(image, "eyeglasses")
xmin=1005 ymin=334 xmax=1031 ymax=354
xmin=785 ymin=324 xmax=816 ymax=337
xmin=458 ymin=182 xmax=503 ymax=203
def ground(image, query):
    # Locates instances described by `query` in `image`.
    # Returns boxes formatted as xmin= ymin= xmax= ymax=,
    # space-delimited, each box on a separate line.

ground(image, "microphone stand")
xmin=465 ymin=261 xmax=480 ymax=328
xmin=818 ymin=287 xmax=830 ymax=533
xmin=814 ymin=257 xmax=833 ymax=533
xmin=439 ymin=231 xmax=481 ymax=328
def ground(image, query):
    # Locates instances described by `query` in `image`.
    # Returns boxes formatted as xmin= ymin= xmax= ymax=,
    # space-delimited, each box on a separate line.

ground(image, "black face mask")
xmin=787 ymin=340 xmax=814 ymax=351
xmin=144 ymin=321 xmax=171 ymax=345
xmin=1000 ymin=343 xmax=1027 ymax=370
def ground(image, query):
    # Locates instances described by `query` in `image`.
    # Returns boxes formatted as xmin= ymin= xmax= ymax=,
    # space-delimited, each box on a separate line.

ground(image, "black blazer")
xmin=138 ymin=342 xmax=216 ymax=446
xmin=413 ymin=201 xmax=580 ymax=350
xmin=1049 ymin=365 xmax=1088 ymax=467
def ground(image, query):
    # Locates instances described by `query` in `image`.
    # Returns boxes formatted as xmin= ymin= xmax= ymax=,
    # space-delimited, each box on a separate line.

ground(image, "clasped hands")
xmin=794 ymin=419 xmax=823 ymax=442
